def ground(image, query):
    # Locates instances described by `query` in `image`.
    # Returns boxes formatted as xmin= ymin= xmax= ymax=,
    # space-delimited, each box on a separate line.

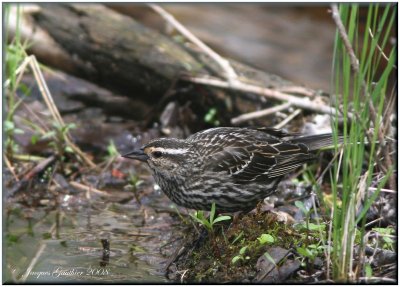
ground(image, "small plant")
xmin=127 ymin=173 xmax=143 ymax=190
xmin=257 ymin=233 xmax=275 ymax=245
xmin=296 ymin=244 xmax=325 ymax=265
xmin=123 ymin=172 xmax=144 ymax=204
xmin=204 ymin=107 xmax=220 ymax=126
xmin=371 ymin=227 xmax=395 ymax=251
xmin=190 ymin=203 xmax=231 ymax=235
xmin=231 ymin=231 xmax=244 ymax=244
xmin=106 ymin=140 xmax=119 ymax=159
xmin=44 ymin=122 xmax=77 ymax=158
xmin=231 ymin=245 xmax=250 ymax=265
xmin=4 ymin=120 xmax=24 ymax=156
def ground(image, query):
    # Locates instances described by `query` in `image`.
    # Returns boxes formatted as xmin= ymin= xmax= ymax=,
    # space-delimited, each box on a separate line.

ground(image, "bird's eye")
xmin=152 ymin=151 xmax=163 ymax=158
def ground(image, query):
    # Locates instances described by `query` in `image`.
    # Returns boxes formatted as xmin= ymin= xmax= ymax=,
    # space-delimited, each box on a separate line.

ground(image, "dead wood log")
xmin=14 ymin=4 xmax=330 ymax=125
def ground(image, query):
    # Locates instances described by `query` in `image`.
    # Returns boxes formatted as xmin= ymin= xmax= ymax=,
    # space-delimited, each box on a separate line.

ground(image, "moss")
xmin=174 ymin=210 xmax=321 ymax=283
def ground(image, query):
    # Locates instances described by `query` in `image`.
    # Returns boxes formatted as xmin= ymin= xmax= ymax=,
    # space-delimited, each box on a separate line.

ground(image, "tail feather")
xmin=290 ymin=134 xmax=344 ymax=151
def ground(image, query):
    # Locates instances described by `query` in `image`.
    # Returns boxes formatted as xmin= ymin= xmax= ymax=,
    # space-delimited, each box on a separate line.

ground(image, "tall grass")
xmin=330 ymin=4 xmax=396 ymax=281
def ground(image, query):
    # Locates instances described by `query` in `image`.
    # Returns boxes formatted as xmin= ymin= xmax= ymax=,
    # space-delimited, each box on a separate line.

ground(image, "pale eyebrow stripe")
xmin=153 ymin=148 xmax=189 ymax=155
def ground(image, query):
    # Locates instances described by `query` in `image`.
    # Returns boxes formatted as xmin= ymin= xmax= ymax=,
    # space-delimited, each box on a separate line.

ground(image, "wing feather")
xmin=188 ymin=127 xmax=317 ymax=184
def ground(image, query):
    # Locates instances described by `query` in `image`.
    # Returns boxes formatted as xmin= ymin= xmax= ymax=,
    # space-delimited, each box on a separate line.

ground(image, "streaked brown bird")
xmin=122 ymin=127 xmax=337 ymax=212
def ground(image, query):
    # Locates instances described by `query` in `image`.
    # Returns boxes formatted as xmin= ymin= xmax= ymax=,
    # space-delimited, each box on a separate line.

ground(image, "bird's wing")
xmin=188 ymin=127 xmax=315 ymax=183
xmin=204 ymin=140 xmax=313 ymax=183
xmin=208 ymin=145 xmax=278 ymax=183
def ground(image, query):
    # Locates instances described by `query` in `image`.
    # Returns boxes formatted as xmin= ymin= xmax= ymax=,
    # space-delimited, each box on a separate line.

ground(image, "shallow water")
xmin=4 ymin=188 xmax=183 ymax=283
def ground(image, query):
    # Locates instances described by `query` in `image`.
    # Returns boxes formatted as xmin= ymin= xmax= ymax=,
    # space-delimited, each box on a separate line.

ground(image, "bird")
xmin=122 ymin=127 xmax=339 ymax=212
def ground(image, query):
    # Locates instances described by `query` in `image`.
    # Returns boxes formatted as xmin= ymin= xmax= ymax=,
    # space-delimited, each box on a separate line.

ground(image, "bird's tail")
xmin=290 ymin=134 xmax=344 ymax=151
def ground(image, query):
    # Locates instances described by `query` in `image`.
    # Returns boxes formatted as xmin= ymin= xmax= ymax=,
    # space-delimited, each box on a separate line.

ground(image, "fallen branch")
xmin=182 ymin=75 xmax=338 ymax=115
xmin=231 ymin=102 xmax=291 ymax=125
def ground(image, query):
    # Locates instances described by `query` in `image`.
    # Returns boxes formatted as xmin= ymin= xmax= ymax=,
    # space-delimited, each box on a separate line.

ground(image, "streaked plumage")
xmin=123 ymin=127 xmax=336 ymax=212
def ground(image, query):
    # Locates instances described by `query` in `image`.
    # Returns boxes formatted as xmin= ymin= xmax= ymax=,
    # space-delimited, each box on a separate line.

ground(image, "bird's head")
xmin=122 ymin=138 xmax=193 ymax=176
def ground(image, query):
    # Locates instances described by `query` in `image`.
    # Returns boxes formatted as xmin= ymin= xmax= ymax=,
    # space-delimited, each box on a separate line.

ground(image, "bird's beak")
xmin=121 ymin=149 xmax=149 ymax=162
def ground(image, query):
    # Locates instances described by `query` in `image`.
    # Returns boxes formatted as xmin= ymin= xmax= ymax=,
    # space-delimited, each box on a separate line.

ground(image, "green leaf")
xmin=232 ymin=255 xmax=242 ymax=264
xmin=30 ymin=134 xmax=40 ymax=144
xmin=213 ymin=215 xmax=231 ymax=224
xmin=382 ymin=236 xmax=394 ymax=244
xmin=372 ymin=227 xmax=394 ymax=235
xmin=295 ymin=200 xmax=309 ymax=214
xmin=307 ymin=223 xmax=326 ymax=232
xmin=4 ymin=120 xmax=14 ymax=131
xmin=297 ymin=247 xmax=314 ymax=259
xmin=364 ymin=263 xmax=372 ymax=278
xmin=13 ymin=128 xmax=24 ymax=134
xmin=239 ymin=246 xmax=248 ymax=255
xmin=210 ymin=202 xmax=216 ymax=224
xmin=204 ymin=108 xmax=217 ymax=123
xmin=107 ymin=140 xmax=119 ymax=157
xmin=190 ymin=213 xmax=205 ymax=225
xmin=41 ymin=130 xmax=56 ymax=139
xmin=64 ymin=146 xmax=74 ymax=153
xmin=18 ymin=82 xmax=31 ymax=96
xmin=232 ymin=231 xmax=244 ymax=244
xmin=257 ymin=234 xmax=275 ymax=245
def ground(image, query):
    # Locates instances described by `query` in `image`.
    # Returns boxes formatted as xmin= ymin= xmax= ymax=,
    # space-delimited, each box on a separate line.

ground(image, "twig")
xmin=331 ymin=5 xmax=383 ymax=134
xmin=316 ymin=147 xmax=343 ymax=186
xmin=11 ymin=154 xmax=45 ymax=162
xmin=30 ymin=56 xmax=97 ymax=169
xmin=22 ymin=155 xmax=56 ymax=181
xmin=276 ymin=86 xmax=316 ymax=97
xmin=231 ymin=102 xmax=291 ymax=125
xmin=274 ymin=108 xmax=302 ymax=129
xmin=4 ymin=154 xmax=19 ymax=181
xmin=7 ymin=155 xmax=56 ymax=198
xmin=182 ymin=75 xmax=338 ymax=115
xmin=11 ymin=55 xmax=97 ymax=169
xmin=30 ymin=56 xmax=64 ymax=125
xmin=364 ymin=216 xmax=383 ymax=227
xmin=368 ymin=187 xmax=396 ymax=193
xmin=331 ymin=5 xmax=359 ymax=70
xmin=149 ymin=4 xmax=238 ymax=83
xmin=368 ymin=28 xmax=397 ymax=69
xmin=69 ymin=181 xmax=111 ymax=196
